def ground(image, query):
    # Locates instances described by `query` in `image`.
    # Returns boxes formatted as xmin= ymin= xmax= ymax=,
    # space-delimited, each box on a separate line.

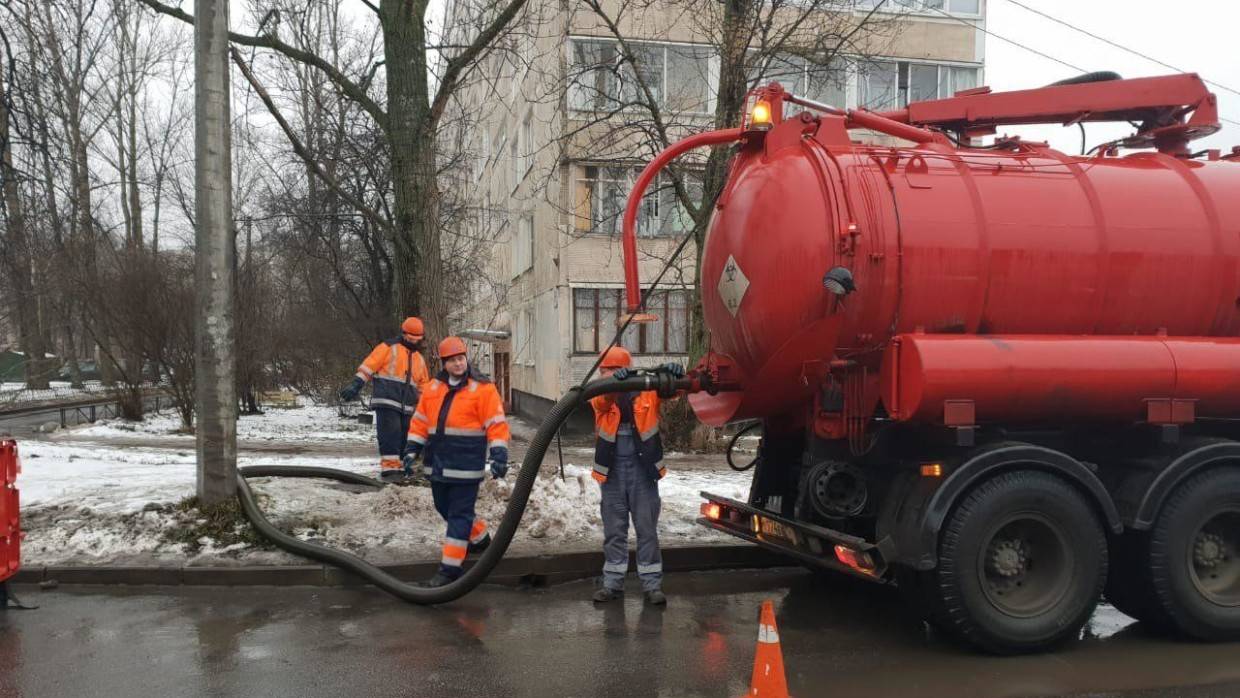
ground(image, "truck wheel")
xmin=1147 ymin=467 xmax=1240 ymax=641
xmin=1104 ymin=532 xmax=1172 ymax=630
xmin=931 ymin=470 xmax=1107 ymax=654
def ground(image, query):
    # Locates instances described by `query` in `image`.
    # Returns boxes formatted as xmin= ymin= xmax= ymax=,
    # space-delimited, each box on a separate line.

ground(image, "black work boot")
xmin=593 ymin=587 xmax=624 ymax=603
xmin=418 ymin=571 xmax=457 ymax=588
xmin=379 ymin=470 xmax=407 ymax=485
xmin=468 ymin=534 xmax=492 ymax=555
xmin=644 ymin=589 xmax=667 ymax=606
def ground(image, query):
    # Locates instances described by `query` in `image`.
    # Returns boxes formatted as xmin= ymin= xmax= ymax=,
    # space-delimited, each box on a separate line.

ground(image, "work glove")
xmin=612 ymin=367 xmax=632 ymax=381
xmin=339 ymin=377 xmax=363 ymax=402
xmin=488 ymin=459 xmax=508 ymax=480
xmin=658 ymin=362 xmax=686 ymax=378
xmin=402 ymin=450 xmax=420 ymax=474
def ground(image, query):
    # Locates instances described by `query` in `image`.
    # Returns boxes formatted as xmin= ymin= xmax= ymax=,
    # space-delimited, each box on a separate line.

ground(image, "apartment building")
xmin=450 ymin=0 xmax=987 ymax=426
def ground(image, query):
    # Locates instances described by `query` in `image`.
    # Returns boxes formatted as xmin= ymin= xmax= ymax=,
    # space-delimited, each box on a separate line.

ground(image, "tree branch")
xmin=135 ymin=0 xmax=388 ymax=130
xmin=429 ymin=0 xmax=531 ymax=125
xmin=229 ymin=47 xmax=393 ymax=236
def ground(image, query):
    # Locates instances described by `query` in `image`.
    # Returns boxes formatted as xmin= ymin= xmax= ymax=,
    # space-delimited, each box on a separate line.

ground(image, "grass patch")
xmin=159 ymin=495 xmax=275 ymax=553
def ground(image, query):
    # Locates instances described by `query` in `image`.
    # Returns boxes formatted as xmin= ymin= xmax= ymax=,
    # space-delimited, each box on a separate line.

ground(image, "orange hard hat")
xmin=438 ymin=336 xmax=468 ymax=359
xmin=401 ymin=317 xmax=425 ymax=339
xmin=599 ymin=346 xmax=632 ymax=369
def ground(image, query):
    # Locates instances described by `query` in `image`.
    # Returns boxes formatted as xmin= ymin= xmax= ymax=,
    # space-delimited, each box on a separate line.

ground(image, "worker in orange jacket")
xmin=339 ymin=317 xmax=431 ymax=482
xmin=403 ymin=336 xmax=510 ymax=587
xmin=589 ymin=346 xmax=684 ymax=606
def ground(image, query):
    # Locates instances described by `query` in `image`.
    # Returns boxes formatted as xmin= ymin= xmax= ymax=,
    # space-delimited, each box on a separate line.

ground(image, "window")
xmin=574 ymin=167 xmax=701 ymax=237
xmin=569 ymin=38 xmax=714 ymax=114
xmin=510 ymin=135 xmax=520 ymax=192
xmin=665 ymin=44 xmax=715 ymax=113
xmin=805 ymin=60 xmax=848 ymax=107
xmin=514 ymin=305 xmax=534 ymax=365
xmin=569 ymin=39 xmax=622 ymax=111
xmin=491 ymin=131 xmax=506 ymax=197
xmin=512 ymin=213 xmax=533 ymax=278
xmin=859 ymin=61 xmax=898 ymax=110
xmin=900 ymin=62 xmax=980 ymax=105
xmin=857 ymin=0 xmax=980 ymax=14
xmin=573 ymin=288 xmax=691 ymax=354
xmin=938 ymin=64 xmax=979 ymax=97
xmin=519 ymin=111 xmax=534 ymax=178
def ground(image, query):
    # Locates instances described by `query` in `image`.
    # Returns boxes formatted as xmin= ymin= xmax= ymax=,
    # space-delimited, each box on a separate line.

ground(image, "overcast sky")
xmin=982 ymin=0 xmax=1240 ymax=154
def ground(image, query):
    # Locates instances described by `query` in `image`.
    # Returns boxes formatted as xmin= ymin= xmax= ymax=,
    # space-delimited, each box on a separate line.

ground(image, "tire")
xmin=1103 ymin=532 xmax=1173 ymax=630
xmin=1147 ymin=467 xmax=1240 ymax=641
xmin=927 ymin=470 xmax=1108 ymax=654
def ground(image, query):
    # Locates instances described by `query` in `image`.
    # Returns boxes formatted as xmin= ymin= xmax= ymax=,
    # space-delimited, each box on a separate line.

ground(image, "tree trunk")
xmin=0 ymin=52 xmax=51 ymax=390
xmin=380 ymin=0 xmax=447 ymax=341
xmin=194 ymin=0 xmax=237 ymax=505
xmin=664 ymin=0 xmax=755 ymax=451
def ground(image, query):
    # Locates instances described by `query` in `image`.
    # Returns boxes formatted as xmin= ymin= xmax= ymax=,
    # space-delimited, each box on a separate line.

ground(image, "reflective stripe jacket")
xmin=406 ymin=369 xmax=510 ymax=483
xmin=590 ymin=390 xmax=665 ymax=484
xmin=355 ymin=339 xmax=430 ymax=414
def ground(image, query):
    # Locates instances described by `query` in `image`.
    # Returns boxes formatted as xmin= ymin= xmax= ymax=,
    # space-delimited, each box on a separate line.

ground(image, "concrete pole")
xmin=194 ymin=0 xmax=236 ymax=504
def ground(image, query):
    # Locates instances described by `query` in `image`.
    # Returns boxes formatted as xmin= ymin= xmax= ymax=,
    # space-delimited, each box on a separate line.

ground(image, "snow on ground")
xmin=73 ymin=403 xmax=373 ymax=443
xmin=0 ymin=380 xmax=111 ymax=405
xmin=14 ymin=406 xmax=753 ymax=567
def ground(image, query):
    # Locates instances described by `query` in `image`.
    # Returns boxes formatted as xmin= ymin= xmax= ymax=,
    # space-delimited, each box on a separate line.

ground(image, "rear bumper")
xmin=697 ymin=492 xmax=894 ymax=582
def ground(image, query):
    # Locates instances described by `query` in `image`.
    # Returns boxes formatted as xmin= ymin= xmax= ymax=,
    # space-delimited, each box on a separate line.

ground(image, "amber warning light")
xmin=701 ymin=502 xmax=723 ymax=520
xmin=750 ymin=100 xmax=773 ymax=130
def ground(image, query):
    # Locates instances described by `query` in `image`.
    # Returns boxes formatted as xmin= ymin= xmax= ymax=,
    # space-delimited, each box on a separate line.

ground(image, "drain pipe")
xmin=238 ymin=371 xmax=707 ymax=604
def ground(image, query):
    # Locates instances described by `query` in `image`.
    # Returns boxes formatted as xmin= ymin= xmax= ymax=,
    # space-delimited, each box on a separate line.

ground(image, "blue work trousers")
xmin=375 ymin=408 xmax=411 ymax=466
xmin=600 ymin=428 xmax=663 ymax=592
xmin=432 ymin=481 xmax=483 ymax=579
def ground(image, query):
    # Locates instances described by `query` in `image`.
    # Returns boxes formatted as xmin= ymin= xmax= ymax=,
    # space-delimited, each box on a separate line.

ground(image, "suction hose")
xmin=236 ymin=371 xmax=700 ymax=604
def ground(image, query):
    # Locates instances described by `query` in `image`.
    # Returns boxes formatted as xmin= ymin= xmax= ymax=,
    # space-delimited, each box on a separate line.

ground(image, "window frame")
xmin=567 ymin=36 xmax=718 ymax=116
xmin=571 ymin=287 xmax=691 ymax=356
xmin=573 ymin=164 xmax=702 ymax=238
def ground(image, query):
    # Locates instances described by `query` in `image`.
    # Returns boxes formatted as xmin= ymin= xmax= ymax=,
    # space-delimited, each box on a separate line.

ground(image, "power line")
xmin=925 ymin=4 xmax=1240 ymax=129
xmin=1000 ymin=0 xmax=1240 ymax=100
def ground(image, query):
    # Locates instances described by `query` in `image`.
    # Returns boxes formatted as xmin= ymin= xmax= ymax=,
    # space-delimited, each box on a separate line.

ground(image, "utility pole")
xmin=194 ymin=0 xmax=236 ymax=504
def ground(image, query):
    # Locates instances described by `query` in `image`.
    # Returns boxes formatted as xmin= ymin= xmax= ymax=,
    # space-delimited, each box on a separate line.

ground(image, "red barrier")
xmin=0 ymin=440 xmax=19 ymax=584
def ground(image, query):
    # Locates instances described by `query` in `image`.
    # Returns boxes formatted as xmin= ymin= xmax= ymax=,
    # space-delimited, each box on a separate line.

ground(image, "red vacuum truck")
xmin=619 ymin=73 xmax=1240 ymax=653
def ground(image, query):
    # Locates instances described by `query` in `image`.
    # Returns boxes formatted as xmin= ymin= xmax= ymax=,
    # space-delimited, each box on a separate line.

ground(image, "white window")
xmin=491 ymin=131 xmax=506 ymax=195
xmin=749 ymin=53 xmax=847 ymax=108
xmin=511 ymin=213 xmax=533 ymax=278
xmin=569 ymin=38 xmax=714 ymax=114
xmin=516 ymin=307 xmax=535 ymax=365
xmin=665 ymin=44 xmax=714 ymax=113
xmin=573 ymin=288 xmax=690 ymax=354
xmin=573 ymin=166 xmax=701 ymax=237
xmin=519 ymin=111 xmax=534 ymax=177
xmin=859 ymin=61 xmax=899 ymax=110
xmin=901 ymin=62 xmax=980 ymax=105
xmin=858 ymin=0 xmax=980 ymax=15
xmin=938 ymin=64 xmax=980 ymax=97
xmin=510 ymin=136 xmax=520 ymax=192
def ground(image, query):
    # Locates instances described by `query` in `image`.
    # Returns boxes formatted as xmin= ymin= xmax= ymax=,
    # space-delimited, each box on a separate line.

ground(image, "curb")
xmin=11 ymin=544 xmax=788 ymax=588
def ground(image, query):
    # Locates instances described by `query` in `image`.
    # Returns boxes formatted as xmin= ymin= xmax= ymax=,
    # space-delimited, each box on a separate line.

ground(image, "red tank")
xmin=621 ymin=75 xmax=1240 ymax=428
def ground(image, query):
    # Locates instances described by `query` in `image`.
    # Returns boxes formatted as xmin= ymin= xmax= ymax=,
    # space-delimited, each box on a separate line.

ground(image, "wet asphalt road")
xmin=2 ymin=569 xmax=1239 ymax=698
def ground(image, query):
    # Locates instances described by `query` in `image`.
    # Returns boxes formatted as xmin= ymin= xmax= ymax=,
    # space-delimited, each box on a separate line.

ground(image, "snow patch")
xmin=13 ymin=405 xmax=753 ymax=566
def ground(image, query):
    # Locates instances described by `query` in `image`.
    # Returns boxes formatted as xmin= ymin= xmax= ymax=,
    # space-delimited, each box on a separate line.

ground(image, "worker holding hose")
xmin=590 ymin=346 xmax=684 ymax=606
xmin=339 ymin=317 xmax=431 ymax=483
xmin=402 ymin=336 xmax=510 ymax=588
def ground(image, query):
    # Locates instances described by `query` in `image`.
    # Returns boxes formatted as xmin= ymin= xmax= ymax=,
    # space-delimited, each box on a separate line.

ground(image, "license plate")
xmin=755 ymin=516 xmax=799 ymax=545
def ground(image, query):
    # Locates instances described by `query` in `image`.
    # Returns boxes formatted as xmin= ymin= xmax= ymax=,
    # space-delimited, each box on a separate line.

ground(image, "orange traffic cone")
xmin=741 ymin=599 xmax=790 ymax=697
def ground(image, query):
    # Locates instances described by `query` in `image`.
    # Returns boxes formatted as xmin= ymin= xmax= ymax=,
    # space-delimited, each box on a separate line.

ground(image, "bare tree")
xmin=138 ymin=0 xmax=535 ymax=345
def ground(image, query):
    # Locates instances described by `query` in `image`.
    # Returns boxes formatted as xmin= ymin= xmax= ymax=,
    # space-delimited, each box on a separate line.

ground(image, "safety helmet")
xmin=599 ymin=346 xmax=632 ymax=369
xmin=438 ymin=336 xmax=468 ymax=360
xmin=401 ymin=317 xmax=425 ymax=340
